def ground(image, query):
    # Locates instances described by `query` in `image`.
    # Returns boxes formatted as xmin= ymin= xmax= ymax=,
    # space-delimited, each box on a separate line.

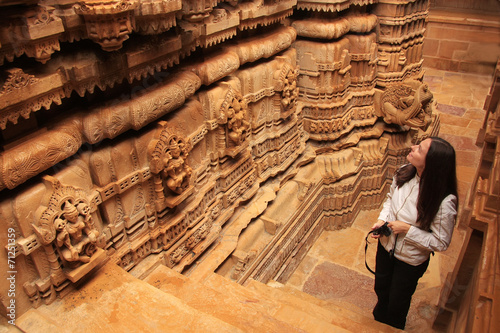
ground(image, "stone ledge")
xmin=428 ymin=9 xmax=500 ymax=28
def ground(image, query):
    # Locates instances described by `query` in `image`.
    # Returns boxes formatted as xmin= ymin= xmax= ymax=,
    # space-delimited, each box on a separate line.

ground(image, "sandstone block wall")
xmin=423 ymin=1 xmax=500 ymax=74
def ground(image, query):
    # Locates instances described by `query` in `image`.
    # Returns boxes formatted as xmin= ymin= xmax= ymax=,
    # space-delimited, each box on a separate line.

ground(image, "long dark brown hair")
xmin=395 ymin=137 xmax=458 ymax=231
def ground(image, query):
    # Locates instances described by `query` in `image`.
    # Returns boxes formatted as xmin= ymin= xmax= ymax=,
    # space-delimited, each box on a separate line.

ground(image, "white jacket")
xmin=377 ymin=173 xmax=457 ymax=266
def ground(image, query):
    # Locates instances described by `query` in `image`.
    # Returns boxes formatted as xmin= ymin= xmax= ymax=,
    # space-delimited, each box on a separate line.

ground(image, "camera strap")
xmin=364 ymin=231 xmax=377 ymax=275
xmin=364 ymin=233 xmax=397 ymax=275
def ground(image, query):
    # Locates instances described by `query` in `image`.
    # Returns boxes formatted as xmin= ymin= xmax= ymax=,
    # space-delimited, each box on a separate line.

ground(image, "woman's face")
xmin=407 ymin=138 xmax=431 ymax=175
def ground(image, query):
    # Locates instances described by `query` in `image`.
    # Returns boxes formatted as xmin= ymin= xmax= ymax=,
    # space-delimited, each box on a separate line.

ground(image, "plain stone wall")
xmin=423 ymin=9 xmax=500 ymax=75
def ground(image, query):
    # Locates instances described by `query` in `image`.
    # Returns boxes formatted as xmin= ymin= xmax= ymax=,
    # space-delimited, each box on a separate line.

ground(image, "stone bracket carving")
xmin=297 ymin=0 xmax=376 ymax=13
xmin=134 ymin=0 xmax=182 ymax=35
xmin=375 ymin=79 xmax=434 ymax=130
xmin=239 ymin=0 xmax=296 ymax=31
xmin=74 ymin=0 xmax=139 ymax=51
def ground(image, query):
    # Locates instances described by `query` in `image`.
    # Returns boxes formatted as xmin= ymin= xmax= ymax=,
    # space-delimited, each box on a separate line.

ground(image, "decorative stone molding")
xmin=297 ymin=0 xmax=376 ymax=13
xmin=0 ymin=5 xmax=64 ymax=64
xmin=134 ymin=0 xmax=181 ymax=35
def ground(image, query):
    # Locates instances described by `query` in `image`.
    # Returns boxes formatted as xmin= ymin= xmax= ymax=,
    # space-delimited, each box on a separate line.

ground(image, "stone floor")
xmin=285 ymin=68 xmax=494 ymax=332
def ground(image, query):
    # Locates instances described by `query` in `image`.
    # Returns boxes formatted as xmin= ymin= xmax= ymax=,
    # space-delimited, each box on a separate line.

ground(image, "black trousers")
xmin=373 ymin=241 xmax=430 ymax=329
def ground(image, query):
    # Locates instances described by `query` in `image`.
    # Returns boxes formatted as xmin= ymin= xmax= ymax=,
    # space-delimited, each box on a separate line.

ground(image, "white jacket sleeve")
xmin=377 ymin=175 xmax=397 ymax=222
xmin=403 ymin=194 xmax=457 ymax=252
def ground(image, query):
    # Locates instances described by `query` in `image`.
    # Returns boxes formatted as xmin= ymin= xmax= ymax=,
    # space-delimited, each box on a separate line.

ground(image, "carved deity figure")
xmin=281 ymin=69 xmax=299 ymax=111
xmin=161 ymin=138 xmax=193 ymax=194
xmin=54 ymin=201 xmax=99 ymax=263
xmin=227 ymin=94 xmax=250 ymax=145
xmin=380 ymin=80 xmax=433 ymax=130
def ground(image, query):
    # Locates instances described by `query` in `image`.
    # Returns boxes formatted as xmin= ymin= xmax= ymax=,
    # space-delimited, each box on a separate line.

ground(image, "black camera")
xmin=373 ymin=221 xmax=392 ymax=237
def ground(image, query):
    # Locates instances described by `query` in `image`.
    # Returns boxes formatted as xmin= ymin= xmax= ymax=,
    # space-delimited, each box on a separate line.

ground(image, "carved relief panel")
xmin=149 ymin=121 xmax=194 ymax=209
xmin=32 ymin=176 xmax=105 ymax=274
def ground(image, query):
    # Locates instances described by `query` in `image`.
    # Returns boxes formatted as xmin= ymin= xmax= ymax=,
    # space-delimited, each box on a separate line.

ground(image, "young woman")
xmin=370 ymin=137 xmax=458 ymax=329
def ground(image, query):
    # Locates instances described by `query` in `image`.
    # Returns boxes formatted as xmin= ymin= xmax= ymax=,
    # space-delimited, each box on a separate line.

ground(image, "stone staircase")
xmin=13 ymin=261 xmax=399 ymax=333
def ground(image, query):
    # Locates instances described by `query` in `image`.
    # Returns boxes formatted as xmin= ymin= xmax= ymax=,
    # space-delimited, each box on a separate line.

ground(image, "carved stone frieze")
xmin=238 ymin=0 xmax=296 ymax=31
xmin=296 ymin=0 xmax=376 ymax=13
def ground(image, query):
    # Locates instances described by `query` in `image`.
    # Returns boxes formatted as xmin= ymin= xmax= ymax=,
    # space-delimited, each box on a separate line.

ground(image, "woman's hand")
xmin=370 ymin=219 xmax=386 ymax=239
xmin=388 ymin=220 xmax=411 ymax=235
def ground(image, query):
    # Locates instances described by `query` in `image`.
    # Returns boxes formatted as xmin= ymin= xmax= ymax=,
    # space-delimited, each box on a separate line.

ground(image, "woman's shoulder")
xmin=443 ymin=193 xmax=457 ymax=202
xmin=441 ymin=194 xmax=458 ymax=212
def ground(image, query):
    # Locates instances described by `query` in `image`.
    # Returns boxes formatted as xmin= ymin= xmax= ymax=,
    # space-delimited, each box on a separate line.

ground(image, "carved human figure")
xmin=55 ymin=201 xmax=98 ymax=263
xmin=54 ymin=218 xmax=73 ymax=255
xmin=161 ymin=139 xmax=193 ymax=194
xmin=227 ymin=95 xmax=250 ymax=145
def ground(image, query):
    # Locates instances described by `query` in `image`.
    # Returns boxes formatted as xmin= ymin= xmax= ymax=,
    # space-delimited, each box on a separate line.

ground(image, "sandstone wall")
xmin=423 ymin=1 xmax=500 ymax=74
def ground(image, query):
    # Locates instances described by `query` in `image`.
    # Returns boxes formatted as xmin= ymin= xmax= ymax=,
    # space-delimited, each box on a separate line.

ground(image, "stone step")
xmin=15 ymin=262 xmax=241 ymax=333
xmin=0 ymin=316 xmax=23 ymax=332
xmin=247 ymin=279 xmax=400 ymax=333
xmin=204 ymin=270 xmax=353 ymax=333
xmin=144 ymin=264 xmax=350 ymax=332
